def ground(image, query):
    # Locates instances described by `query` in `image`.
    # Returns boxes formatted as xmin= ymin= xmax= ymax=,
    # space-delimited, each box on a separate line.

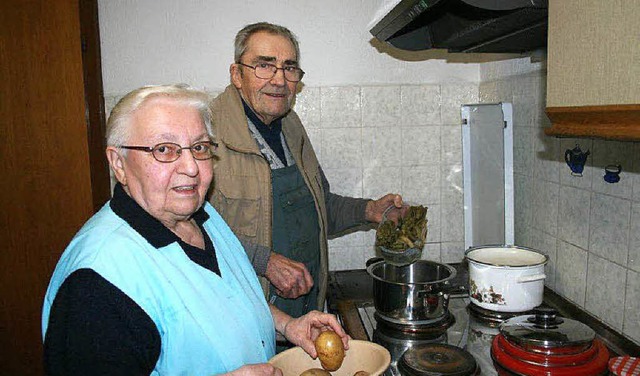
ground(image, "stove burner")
xmin=398 ymin=343 xmax=481 ymax=376
xmin=374 ymin=311 xmax=456 ymax=340
xmin=467 ymin=303 xmax=531 ymax=327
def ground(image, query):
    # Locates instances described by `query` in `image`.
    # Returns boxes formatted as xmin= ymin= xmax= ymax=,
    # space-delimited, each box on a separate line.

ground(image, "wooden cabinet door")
xmin=0 ymin=1 xmax=108 ymax=374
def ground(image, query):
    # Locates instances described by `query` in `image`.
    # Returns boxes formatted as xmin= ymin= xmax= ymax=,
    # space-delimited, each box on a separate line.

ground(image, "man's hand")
xmin=265 ymin=252 xmax=314 ymax=299
xmin=365 ymin=193 xmax=405 ymax=223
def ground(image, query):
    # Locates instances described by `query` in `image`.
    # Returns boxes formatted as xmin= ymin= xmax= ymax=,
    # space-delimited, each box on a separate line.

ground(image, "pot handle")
xmin=366 ymin=257 xmax=383 ymax=267
xmin=517 ymin=274 xmax=546 ymax=283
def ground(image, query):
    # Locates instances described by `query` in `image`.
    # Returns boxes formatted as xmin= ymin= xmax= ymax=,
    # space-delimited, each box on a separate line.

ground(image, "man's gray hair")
xmin=106 ymin=84 xmax=214 ymax=148
xmin=234 ymin=22 xmax=301 ymax=63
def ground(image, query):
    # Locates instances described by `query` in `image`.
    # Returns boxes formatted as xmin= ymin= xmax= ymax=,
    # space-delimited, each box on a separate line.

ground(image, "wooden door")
xmin=0 ymin=1 xmax=109 ymax=374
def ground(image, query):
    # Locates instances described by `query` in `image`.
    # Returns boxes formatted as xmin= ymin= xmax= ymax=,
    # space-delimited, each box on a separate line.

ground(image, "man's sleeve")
xmin=238 ymin=237 xmax=271 ymax=276
xmin=320 ymin=168 xmax=371 ymax=236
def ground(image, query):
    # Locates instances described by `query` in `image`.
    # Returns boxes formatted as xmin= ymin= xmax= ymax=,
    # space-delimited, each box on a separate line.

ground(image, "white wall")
xmin=98 ymin=0 xmax=482 ymax=94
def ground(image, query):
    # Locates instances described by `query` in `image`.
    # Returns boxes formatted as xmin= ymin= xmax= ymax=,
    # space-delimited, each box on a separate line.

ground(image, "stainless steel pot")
xmin=366 ymin=259 xmax=457 ymax=324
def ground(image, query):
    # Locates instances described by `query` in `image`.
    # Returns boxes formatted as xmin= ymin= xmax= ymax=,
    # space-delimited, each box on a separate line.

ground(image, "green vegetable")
xmin=375 ymin=205 xmax=428 ymax=252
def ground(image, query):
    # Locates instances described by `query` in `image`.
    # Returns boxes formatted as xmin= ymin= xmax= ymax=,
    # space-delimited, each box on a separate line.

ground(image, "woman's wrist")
xmin=282 ymin=317 xmax=294 ymax=339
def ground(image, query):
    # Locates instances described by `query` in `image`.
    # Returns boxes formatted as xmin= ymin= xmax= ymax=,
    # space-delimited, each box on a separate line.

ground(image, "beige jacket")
xmin=208 ymin=85 xmax=369 ymax=310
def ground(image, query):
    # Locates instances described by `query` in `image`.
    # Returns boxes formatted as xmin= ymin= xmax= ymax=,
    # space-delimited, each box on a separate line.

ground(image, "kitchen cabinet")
xmin=544 ymin=0 xmax=640 ymax=140
xmin=0 ymin=1 xmax=109 ymax=374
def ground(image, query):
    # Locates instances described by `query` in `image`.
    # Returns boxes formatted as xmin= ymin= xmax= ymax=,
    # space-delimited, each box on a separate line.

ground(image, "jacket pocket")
xmin=213 ymin=188 xmax=260 ymax=238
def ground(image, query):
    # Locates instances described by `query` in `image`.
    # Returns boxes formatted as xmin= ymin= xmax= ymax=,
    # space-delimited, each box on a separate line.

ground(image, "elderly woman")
xmin=42 ymin=84 xmax=348 ymax=375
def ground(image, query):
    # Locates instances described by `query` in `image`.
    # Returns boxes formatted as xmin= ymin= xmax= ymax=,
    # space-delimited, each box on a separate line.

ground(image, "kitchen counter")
xmin=327 ymin=263 xmax=640 ymax=365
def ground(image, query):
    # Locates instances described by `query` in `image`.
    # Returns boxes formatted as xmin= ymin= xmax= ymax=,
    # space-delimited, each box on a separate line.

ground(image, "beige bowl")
xmin=268 ymin=340 xmax=390 ymax=376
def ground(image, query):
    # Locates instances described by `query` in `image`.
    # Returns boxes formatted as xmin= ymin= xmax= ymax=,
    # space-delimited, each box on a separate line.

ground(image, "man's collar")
xmin=241 ymin=99 xmax=283 ymax=131
xmin=110 ymin=183 xmax=209 ymax=248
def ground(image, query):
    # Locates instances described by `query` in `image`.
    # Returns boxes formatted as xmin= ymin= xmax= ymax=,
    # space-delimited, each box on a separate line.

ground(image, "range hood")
xmin=370 ymin=0 xmax=548 ymax=53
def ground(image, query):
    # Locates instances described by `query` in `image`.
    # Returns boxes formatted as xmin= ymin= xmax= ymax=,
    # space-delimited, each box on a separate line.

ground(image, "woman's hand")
xmin=282 ymin=310 xmax=350 ymax=358
xmin=226 ymin=363 xmax=283 ymax=376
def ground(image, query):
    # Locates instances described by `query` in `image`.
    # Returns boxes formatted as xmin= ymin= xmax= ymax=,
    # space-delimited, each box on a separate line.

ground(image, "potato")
xmin=353 ymin=372 xmax=370 ymax=376
xmin=314 ymin=330 xmax=345 ymax=371
xmin=299 ymin=368 xmax=332 ymax=376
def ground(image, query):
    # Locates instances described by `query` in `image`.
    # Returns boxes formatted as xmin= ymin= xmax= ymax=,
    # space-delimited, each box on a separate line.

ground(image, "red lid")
xmin=491 ymin=334 xmax=610 ymax=376
xmin=609 ymin=356 xmax=640 ymax=376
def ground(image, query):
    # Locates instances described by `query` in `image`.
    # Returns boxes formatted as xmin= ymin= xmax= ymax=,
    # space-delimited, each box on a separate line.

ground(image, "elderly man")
xmin=209 ymin=22 xmax=404 ymax=321
xmin=42 ymin=84 xmax=348 ymax=375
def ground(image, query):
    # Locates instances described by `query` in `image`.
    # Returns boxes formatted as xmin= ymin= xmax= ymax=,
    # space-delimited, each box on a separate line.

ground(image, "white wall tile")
xmin=402 ymin=126 xmax=441 ymax=166
xmin=527 ymin=229 xmax=558 ymax=289
xmin=557 ymin=186 xmax=591 ymax=249
xmin=320 ymin=86 xmax=361 ymax=128
xmin=533 ymin=128 xmax=560 ymax=183
xmin=422 ymin=243 xmax=442 ymax=262
xmin=586 ymin=255 xmax=626 ymax=330
xmin=478 ymin=81 xmax=498 ymax=103
xmin=441 ymin=82 xmax=478 ymax=125
xmin=402 ymin=165 xmax=441 ymax=204
xmin=441 ymin=125 xmax=462 ymax=165
xmin=589 ymin=193 xmax=630 ymax=266
xmin=531 ymin=180 xmax=559 ymax=236
xmin=514 ymin=173 xmax=533 ymax=235
xmin=363 ymin=229 xmax=376 ymax=248
xmin=513 ymin=126 xmax=533 ymax=175
xmin=361 ymin=86 xmax=401 ymax=128
xmin=512 ymin=96 xmax=537 ymax=128
xmin=556 ymin=241 xmax=588 ymax=307
xmin=361 ymin=127 xmax=403 ymax=168
xmin=362 ymin=167 xmax=402 ymax=200
xmin=441 ymin=164 xmax=463 ymax=205
xmin=633 ymin=143 xmax=640 ymax=202
xmin=629 ymin=202 xmax=640 ymax=273
xmin=441 ymin=242 xmax=465 ymax=263
xmin=400 ymin=85 xmax=441 ymax=126
xmin=328 ymin=232 xmax=363 ymax=248
xmin=323 ymin=168 xmax=363 ymax=198
xmin=294 ymin=87 xmax=321 ymax=129
xmin=329 ymin=246 xmax=366 ymax=271
xmin=321 ymin=128 xmax=362 ymax=169
xmin=624 ymin=269 xmax=640 ymax=343
xmin=425 ymin=204 xmax=441 ymax=244
xmin=441 ymin=204 xmax=464 ymax=242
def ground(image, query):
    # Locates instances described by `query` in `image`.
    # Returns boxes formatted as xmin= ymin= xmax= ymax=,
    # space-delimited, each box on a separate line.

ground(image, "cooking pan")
xmin=366 ymin=258 xmax=457 ymax=323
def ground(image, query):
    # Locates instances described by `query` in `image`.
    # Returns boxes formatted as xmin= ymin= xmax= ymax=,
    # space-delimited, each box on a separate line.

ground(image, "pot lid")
xmin=491 ymin=335 xmax=610 ymax=375
xmin=398 ymin=343 xmax=479 ymax=376
xmin=500 ymin=307 xmax=595 ymax=350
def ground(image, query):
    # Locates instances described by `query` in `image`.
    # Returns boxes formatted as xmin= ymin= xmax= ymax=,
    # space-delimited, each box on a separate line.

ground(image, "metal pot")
xmin=366 ymin=259 xmax=457 ymax=324
xmin=465 ymin=245 xmax=548 ymax=312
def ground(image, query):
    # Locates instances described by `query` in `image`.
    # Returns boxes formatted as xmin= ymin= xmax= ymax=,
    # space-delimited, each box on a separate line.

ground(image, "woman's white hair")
xmin=106 ymin=84 xmax=214 ymax=148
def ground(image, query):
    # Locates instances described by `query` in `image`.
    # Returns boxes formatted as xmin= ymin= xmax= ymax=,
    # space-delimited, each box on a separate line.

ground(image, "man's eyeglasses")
xmin=119 ymin=141 xmax=218 ymax=163
xmin=237 ymin=62 xmax=305 ymax=82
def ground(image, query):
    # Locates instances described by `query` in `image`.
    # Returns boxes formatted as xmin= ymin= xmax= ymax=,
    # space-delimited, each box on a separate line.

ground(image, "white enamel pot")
xmin=465 ymin=245 xmax=548 ymax=312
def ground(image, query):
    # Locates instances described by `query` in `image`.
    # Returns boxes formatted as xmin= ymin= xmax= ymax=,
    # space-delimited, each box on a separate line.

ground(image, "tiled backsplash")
xmin=480 ymin=71 xmax=640 ymax=345
xmin=105 ymin=76 xmax=639 ymax=345
xmin=292 ymin=84 xmax=477 ymax=270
